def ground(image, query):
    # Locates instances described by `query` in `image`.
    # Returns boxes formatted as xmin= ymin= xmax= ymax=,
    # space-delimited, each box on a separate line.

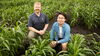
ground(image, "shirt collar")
xmin=56 ymin=22 xmax=66 ymax=28
xmin=34 ymin=12 xmax=42 ymax=17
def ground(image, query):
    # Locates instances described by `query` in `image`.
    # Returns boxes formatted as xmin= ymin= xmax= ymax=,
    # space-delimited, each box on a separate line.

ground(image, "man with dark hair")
xmin=50 ymin=12 xmax=70 ymax=51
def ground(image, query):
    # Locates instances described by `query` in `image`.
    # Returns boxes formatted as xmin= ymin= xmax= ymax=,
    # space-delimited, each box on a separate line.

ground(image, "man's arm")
xmin=28 ymin=27 xmax=39 ymax=33
xmin=40 ymin=24 xmax=49 ymax=35
xmin=50 ymin=25 xmax=54 ymax=40
xmin=40 ymin=14 xmax=49 ymax=34
xmin=50 ymin=22 xmax=57 ymax=40
xmin=57 ymin=32 xmax=70 ymax=43
xmin=57 ymin=26 xmax=70 ymax=43
xmin=43 ymin=24 xmax=49 ymax=31
xmin=44 ymin=14 xmax=49 ymax=31
xmin=28 ymin=15 xmax=40 ymax=34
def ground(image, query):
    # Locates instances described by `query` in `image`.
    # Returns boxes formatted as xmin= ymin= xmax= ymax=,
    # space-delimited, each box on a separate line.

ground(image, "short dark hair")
xmin=55 ymin=12 xmax=67 ymax=20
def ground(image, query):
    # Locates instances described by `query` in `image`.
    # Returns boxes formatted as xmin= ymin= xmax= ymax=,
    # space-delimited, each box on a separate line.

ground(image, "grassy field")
xmin=0 ymin=0 xmax=100 ymax=56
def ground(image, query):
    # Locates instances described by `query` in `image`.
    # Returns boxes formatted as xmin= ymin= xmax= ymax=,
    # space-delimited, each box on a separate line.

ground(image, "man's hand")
xmin=37 ymin=24 xmax=48 ymax=35
xmin=50 ymin=41 xmax=57 ymax=48
xmin=37 ymin=30 xmax=45 ymax=35
xmin=40 ymin=30 xmax=45 ymax=34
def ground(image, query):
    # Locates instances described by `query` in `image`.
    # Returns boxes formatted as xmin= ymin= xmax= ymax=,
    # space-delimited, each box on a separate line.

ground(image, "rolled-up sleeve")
xmin=50 ymin=23 xmax=56 ymax=40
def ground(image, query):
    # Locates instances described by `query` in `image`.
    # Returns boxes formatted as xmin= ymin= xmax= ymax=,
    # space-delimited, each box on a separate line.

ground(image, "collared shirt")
xmin=50 ymin=22 xmax=71 ymax=43
xmin=28 ymin=13 xmax=49 ymax=30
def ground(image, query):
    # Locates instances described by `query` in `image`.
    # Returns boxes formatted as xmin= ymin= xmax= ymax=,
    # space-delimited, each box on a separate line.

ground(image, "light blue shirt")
xmin=50 ymin=22 xmax=71 ymax=43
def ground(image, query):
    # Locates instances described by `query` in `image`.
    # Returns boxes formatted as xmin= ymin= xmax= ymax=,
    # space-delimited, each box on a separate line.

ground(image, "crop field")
xmin=0 ymin=0 xmax=100 ymax=56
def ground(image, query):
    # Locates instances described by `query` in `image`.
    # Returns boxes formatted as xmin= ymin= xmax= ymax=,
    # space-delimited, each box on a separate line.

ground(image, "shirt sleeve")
xmin=45 ymin=15 xmax=49 ymax=24
xmin=50 ymin=23 xmax=56 ymax=40
xmin=58 ymin=25 xmax=71 ymax=43
xmin=28 ymin=16 xmax=33 ymax=27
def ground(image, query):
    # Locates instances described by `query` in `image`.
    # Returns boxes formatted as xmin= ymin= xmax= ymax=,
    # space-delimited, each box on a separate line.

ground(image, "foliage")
xmin=24 ymin=37 xmax=56 ymax=56
xmin=85 ymin=33 xmax=100 ymax=56
xmin=0 ymin=0 xmax=100 ymax=29
xmin=0 ymin=22 xmax=27 ymax=56
xmin=57 ymin=34 xmax=96 ymax=56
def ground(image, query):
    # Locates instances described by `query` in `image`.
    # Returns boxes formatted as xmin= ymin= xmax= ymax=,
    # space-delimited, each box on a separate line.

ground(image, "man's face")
xmin=34 ymin=3 xmax=41 ymax=13
xmin=57 ymin=14 xmax=66 ymax=25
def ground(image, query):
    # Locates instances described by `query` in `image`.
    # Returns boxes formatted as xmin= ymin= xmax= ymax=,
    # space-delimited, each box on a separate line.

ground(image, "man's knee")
xmin=49 ymin=42 xmax=57 ymax=48
xmin=28 ymin=31 xmax=36 ymax=39
xmin=50 ymin=43 xmax=53 ymax=48
xmin=61 ymin=43 xmax=68 ymax=51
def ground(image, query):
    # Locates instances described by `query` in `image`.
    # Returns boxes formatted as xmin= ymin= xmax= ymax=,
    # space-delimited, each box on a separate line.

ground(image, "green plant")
xmin=57 ymin=34 xmax=95 ymax=56
xmin=85 ymin=33 xmax=100 ymax=56
xmin=0 ymin=23 xmax=26 ymax=56
xmin=0 ymin=0 xmax=100 ymax=29
xmin=24 ymin=37 xmax=56 ymax=56
xmin=0 ymin=0 xmax=100 ymax=56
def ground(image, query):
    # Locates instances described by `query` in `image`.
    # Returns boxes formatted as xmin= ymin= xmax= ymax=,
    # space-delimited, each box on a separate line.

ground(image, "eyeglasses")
xmin=58 ymin=17 xmax=65 ymax=19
